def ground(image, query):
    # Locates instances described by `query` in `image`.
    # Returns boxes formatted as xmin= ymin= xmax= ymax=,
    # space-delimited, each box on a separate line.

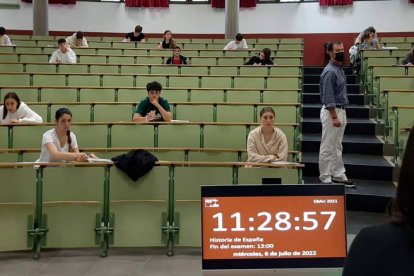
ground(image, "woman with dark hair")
xmin=157 ymin=30 xmax=177 ymax=50
xmin=0 ymin=26 xmax=12 ymax=46
xmin=246 ymin=107 xmax=288 ymax=162
xmin=342 ymin=126 xmax=414 ymax=275
xmin=402 ymin=47 xmax=414 ymax=66
xmin=0 ymin=92 xmax=42 ymax=124
xmin=244 ymin=48 xmax=274 ymax=66
xmin=354 ymin=26 xmax=379 ymax=48
xmin=36 ymin=108 xmax=92 ymax=162
xmin=66 ymin=31 xmax=89 ymax=47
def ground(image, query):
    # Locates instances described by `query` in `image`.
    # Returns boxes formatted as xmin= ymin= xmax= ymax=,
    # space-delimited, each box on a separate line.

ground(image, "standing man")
xmin=319 ymin=41 xmax=356 ymax=188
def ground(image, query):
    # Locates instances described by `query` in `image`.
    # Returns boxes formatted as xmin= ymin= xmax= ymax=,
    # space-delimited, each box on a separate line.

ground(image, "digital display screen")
xmin=201 ymin=185 xmax=347 ymax=270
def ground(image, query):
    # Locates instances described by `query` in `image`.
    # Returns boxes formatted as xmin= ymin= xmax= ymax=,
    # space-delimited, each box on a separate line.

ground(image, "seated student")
xmin=223 ymin=33 xmax=248 ymax=50
xmin=49 ymin=38 xmax=77 ymax=64
xmin=247 ymin=107 xmax=288 ymax=163
xmin=166 ymin=46 xmax=187 ymax=65
xmin=0 ymin=92 xmax=43 ymax=124
xmin=123 ymin=25 xmax=145 ymax=42
xmin=360 ymin=30 xmax=379 ymax=50
xmin=402 ymin=47 xmax=414 ymax=66
xmin=0 ymin=27 xmax=12 ymax=46
xmin=157 ymin=30 xmax=177 ymax=50
xmin=354 ymin=26 xmax=380 ymax=49
xmin=66 ymin=31 xmax=89 ymax=48
xmin=342 ymin=125 xmax=414 ymax=276
xmin=133 ymin=81 xmax=172 ymax=123
xmin=245 ymin=48 xmax=274 ymax=66
xmin=36 ymin=108 xmax=92 ymax=162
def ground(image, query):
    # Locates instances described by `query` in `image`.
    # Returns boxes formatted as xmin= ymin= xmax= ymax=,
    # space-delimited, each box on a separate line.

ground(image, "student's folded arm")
xmin=247 ymin=136 xmax=274 ymax=163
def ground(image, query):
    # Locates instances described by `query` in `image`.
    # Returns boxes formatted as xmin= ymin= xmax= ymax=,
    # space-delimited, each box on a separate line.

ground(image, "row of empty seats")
xmin=0 ymin=87 xmax=301 ymax=104
xmin=0 ymin=162 xmax=302 ymax=253
xmin=0 ymin=62 xmax=302 ymax=75
xmin=23 ymin=102 xmax=301 ymax=124
xmin=0 ymin=73 xmax=302 ymax=89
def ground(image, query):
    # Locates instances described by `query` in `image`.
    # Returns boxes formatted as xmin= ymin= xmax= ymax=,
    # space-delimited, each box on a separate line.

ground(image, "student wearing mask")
xmin=319 ymin=41 xmax=355 ymax=188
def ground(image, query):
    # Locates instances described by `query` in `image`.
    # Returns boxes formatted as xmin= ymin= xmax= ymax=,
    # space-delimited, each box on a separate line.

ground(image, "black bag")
xmin=111 ymin=149 xmax=158 ymax=182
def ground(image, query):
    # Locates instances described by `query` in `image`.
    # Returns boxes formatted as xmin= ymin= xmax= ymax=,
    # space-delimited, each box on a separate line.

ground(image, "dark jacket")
xmin=166 ymin=55 xmax=187 ymax=65
xmin=402 ymin=52 xmax=414 ymax=65
xmin=111 ymin=149 xmax=158 ymax=181
xmin=244 ymin=55 xmax=273 ymax=66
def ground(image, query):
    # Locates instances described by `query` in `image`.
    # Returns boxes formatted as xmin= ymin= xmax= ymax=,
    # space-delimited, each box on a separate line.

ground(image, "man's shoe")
xmin=332 ymin=179 xmax=356 ymax=188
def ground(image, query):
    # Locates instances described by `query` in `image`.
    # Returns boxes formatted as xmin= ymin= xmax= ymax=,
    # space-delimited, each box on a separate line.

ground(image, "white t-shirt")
xmin=37 ymin=128 xmax=79 ymax=162
xmin=0 ymin=34 xmax=12 ymax=46
xmin=49 ymin=48 xmax=77 ymax=64
xmin=223 ymin=39 xmax=248 ymax=50
xmin=66 ymin=33 xmax=89 ymax=48
xmin=0 ymin=102 xmax=43 ymax=124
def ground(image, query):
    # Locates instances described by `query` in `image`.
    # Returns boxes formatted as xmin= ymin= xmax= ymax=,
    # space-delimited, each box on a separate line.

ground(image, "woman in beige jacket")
xmin=247 ymin=107 xmax=288 ymax=163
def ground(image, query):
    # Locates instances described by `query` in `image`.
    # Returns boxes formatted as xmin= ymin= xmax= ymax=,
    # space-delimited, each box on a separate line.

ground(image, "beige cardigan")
xmin=247 ymin=126 xmax=288 ymax=162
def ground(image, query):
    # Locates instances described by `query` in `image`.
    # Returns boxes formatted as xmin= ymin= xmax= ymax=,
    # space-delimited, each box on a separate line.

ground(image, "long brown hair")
xmin=3 ymin=92 xmax=21 ymax=120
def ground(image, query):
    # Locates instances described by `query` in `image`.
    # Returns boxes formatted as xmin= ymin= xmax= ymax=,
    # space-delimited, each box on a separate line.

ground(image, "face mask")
xmin=334 ymin=52 xmax=345 ymax=62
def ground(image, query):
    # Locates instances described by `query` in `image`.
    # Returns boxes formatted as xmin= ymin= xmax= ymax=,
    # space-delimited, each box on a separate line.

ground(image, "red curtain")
xmin=410 ymin=0 xmax=414 ymax=3
xmin=212 ymin=0 xmax=256 ymax=8
xmin=22 ymin=0 xmax=76 ymax=3
xmin=320 ymin=0 xmax=352 ymax=5
xmin=241 ymin=0 xmax=256 ymax=8
xmin=125 ymin=0 xmax=169 ymax=7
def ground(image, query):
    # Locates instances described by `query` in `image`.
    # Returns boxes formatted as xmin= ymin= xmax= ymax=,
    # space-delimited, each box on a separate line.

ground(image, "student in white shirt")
xmin=223 ymin=33 xmax=248 ymax=50
xmin=0 ymin=27 xmax=12 ymax=46
xmin=49 ymin=38 xmax=77 ymax=64
xmin=37 ymin=108 xmax=92 ymax=163
xmin=0 ymin=92 xmax=43 ymax=124
xmin=66 ymin=31 xmax=88 ymax=48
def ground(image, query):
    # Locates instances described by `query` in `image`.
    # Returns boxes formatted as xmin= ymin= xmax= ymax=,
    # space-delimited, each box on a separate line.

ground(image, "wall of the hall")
xmin=1 ymin=0 xmax=413 ymax=65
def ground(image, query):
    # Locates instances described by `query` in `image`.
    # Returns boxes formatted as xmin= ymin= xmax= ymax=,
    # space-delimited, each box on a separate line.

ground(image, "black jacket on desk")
xmin=244 ymin=56 xmax=273 ymax=65
xmin=342 ymin=222 xmax=414 ymax=276
xmin=111 ymin=149 xmax=158 ymax=182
